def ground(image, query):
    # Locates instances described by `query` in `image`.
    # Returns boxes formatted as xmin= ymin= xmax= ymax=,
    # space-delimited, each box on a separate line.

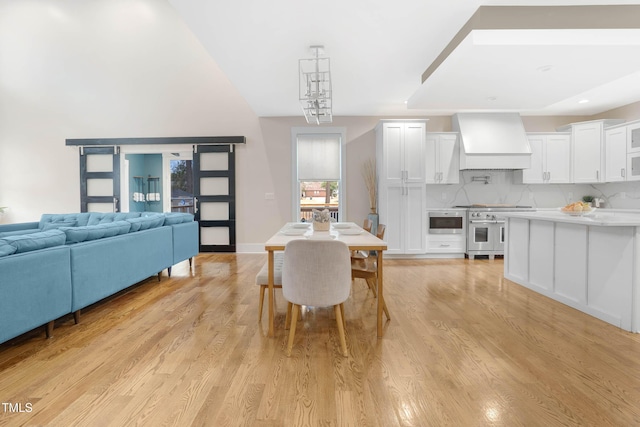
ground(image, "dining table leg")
xmin=268 ymin=249 xmax=275 ymax=338
xmin=377 ymin=250 xmax=384 ymax=337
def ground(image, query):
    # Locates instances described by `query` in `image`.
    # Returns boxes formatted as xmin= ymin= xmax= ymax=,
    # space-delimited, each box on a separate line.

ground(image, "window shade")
xmin=297 ymin=134 xmax=341 ymax=181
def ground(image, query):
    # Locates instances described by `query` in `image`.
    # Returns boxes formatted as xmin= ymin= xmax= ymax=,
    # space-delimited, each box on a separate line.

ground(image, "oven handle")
xmin=469 ymin=220 xmax=498 ymax=224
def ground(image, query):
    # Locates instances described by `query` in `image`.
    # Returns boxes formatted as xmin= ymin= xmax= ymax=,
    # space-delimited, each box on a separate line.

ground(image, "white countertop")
xmin=500 ymin=209 xmax=640 ymax=226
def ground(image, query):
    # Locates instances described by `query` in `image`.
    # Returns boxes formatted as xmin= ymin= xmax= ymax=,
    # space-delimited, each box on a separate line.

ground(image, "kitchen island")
xmin=502 ymin=209 xmax=640 ymax=332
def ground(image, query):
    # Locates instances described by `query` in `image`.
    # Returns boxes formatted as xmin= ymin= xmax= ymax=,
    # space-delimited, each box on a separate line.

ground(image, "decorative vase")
xmin=367 ymin=212 xmax=379 ymax=235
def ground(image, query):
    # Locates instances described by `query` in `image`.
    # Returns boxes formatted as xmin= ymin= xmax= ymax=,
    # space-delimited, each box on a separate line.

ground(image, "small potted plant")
xmin=582 ymin=196 xmax=594 ymax=207
xmin=312 ymin=208 xmax=331 ymax=231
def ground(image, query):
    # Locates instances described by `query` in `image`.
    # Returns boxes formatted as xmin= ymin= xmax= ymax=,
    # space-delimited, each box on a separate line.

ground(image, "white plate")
xmin=339 ymin=229 xmax=363 ymax=235
xmin=306 ymin=234 xmax=336 ymax=240
xmin=332 ymin=223 xmax=351 ymax=229
xmin=280 ymin=229 xmax=307 ymax=236
xmin=291 ymin=223 xmax=311 ymax=229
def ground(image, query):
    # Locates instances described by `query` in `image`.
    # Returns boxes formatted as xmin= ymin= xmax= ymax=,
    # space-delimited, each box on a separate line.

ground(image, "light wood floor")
xmin=1 ymin=254 xmax=640 ymax=426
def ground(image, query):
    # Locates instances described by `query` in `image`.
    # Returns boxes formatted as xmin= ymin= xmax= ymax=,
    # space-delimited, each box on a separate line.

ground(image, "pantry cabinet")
xmin=425 ymin=133 xmax=459 ymax=184
xmin=521 ymin=133 xmax=571 ymax=184
xmin=376 ymin=120 xmax=427 ymax=255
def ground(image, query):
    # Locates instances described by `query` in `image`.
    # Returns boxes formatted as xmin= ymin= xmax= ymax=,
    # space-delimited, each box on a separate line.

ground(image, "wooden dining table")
xmin=264 ymin=222 xmax=389 ymax=338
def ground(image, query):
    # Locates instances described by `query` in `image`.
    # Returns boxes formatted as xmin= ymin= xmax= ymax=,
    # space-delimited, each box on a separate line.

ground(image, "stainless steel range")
xmin=455 ymin=205 xmax=535 ymax=259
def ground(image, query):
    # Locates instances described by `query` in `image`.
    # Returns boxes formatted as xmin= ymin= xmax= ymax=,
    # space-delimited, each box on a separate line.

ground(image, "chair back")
xmin=363 ymin=219 xmax=373 ymax=233
xmin=282 ymin=239 xmax=352 ymax=307
xmin=376 ymin=224 xmax=386 ymax=240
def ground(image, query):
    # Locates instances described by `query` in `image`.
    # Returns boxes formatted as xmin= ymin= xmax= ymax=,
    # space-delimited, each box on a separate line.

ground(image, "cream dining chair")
xmin=282 ymin=239 xmax=352 ymax=357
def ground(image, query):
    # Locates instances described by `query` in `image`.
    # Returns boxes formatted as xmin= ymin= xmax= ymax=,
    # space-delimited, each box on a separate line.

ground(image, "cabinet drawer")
xmin=426 ymin=236 xmax=465 ymax=252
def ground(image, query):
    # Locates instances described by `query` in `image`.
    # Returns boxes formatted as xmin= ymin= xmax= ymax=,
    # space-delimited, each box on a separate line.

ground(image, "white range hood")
xmin=452 ymin=113 xmax=532 ymax=170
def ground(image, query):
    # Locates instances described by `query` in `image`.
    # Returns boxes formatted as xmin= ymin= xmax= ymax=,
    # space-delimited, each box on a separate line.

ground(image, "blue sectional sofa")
xmin=0 ymin=212 xmax=199 ymax=344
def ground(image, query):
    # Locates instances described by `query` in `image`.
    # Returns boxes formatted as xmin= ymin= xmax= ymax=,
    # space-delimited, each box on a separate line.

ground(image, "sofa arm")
xmin=171 ymin=221 xmax=199 ymax=266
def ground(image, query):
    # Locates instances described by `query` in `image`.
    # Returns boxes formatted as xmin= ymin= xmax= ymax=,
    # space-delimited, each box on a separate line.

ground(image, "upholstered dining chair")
xmin=282 ymin=239 xmax=352 ymax=357
xmin=351 ymin=224 xmax=390 ymax=320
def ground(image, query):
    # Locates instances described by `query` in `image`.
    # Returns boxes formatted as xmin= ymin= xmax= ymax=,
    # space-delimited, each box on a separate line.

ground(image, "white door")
xmin=438 ymin=134 xmax=459 ymax=184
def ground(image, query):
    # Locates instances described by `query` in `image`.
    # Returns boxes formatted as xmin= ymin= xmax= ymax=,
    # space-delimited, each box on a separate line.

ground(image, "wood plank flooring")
xmin=1 ymin=254 xmax=640 ymax=426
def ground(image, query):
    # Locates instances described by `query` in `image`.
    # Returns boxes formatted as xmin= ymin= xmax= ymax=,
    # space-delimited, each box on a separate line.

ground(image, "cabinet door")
xmin=438 ymin=134 xmax=460 ymax=184
xmin=404 ymin=122 xmax=426 ymax=183
xmin=382 ymin=123 xmax=403 ymax=184
xmin=605 ymin=127 xmax=627 ymax=182
xmin=404 ymin=185 xmax=426 ymax=254
xmin=545 ymin=134 xmax=571 ymax=183
xmin=424 ymin=134 xmax=439 ymax=184
xmin=523 ymin=135 xmax=545 ymax=183
xmin=572 ymin=122 xmax=603 ymax=183
xmin=381 ymin=185 xmax=404 ymax=255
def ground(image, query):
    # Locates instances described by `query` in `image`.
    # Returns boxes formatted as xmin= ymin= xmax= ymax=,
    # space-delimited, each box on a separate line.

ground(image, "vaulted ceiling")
xmin=168 ymin=0 xmax=640 ymax=117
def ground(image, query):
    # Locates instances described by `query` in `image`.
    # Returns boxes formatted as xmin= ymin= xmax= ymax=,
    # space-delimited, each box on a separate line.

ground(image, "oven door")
xmin=468 ymin=220 xmax=497 ymax=251
xmin=493 ymin=220 xmax=506 ymax=253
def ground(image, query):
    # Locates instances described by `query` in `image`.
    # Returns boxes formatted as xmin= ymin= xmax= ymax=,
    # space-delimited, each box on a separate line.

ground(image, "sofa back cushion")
xmin=60 ymin=220 xmax=132 ymax=244
xmin=0 ymin=229 xmax=66 ymax=253
xmin=39 ymin=213 xmax=91 ymax=229
xmin=126 ymin=214 xmax=165 ymax=232
xmin=0 ymin=241 xmax=17 ymax=257
xmin=87 ymin=212 xmax=142 ymax=225
xmin=163 ymin=212 xmax=194 ymax=225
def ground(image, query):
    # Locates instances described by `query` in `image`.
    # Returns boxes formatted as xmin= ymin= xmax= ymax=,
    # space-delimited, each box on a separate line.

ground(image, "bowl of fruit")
xmin=560 ymin=201 xmax=596 ymax=216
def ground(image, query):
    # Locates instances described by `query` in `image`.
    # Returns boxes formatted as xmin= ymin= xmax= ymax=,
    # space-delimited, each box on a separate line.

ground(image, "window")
xmin=291 ymin=127 xmax=346 ymax=222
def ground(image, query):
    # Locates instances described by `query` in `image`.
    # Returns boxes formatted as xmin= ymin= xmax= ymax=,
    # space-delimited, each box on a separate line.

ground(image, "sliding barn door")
xmin=79 ymin=146 xmax=121 ymax=213
xmin=193 ymin=145 xmax=236 ymax=252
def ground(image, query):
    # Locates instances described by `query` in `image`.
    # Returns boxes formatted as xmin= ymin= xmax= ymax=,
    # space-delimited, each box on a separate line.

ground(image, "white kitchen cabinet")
xmin=557 ymin=119 xmax=624 ymax=183
xmin=521 ymin=133 xmax=570 ymax=184
xmin=571 ymin=121 xmax=604 ymax=183
xmin=425 ymin=133 xmax=459 ymax=184
xmin=376 ymin=120 xmax=427 ymax=255
xmin=605 ymin=125 xmax=627 ymax=182
xmin=626 ymin=120 xmax=640 ymax=153
xmin=379 ymin=121 xmax=426 ymax=184
xmin=504 ymin=213 xmax=636 ymax=332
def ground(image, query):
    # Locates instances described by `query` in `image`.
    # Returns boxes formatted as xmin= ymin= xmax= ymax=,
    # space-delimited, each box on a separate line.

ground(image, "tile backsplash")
xmin=426 ymin=170 xmax=640 ymax=209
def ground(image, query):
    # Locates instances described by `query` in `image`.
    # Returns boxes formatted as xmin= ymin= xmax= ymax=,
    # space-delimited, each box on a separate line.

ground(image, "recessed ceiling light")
xmin=578 ymin=99 xmax=590 ymax=104
xmin=537 ymin=65 xmax=553 ymax=73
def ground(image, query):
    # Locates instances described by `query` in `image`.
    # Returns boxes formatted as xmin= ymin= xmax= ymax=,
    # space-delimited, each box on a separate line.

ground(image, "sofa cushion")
xmin=0 ymin=229 xmax=42 ymax=238
xmin=126 ymin=214 xmax=165 ymax=232
xmin=0 ymin=229 xmax=66 ymax=253
xmin=60 ymin=221 xmax=132 ymax=244
xmin=163 ymin=212 xmax=194 ymax=225
xmin=0 ymin=242 xmax=17 ymax=257
xmin=87 ymin=212 xmax=141 ymax=225
xmin=42 ymin=220 xmax=77 ymax=231
xmin=40 ymin=213 xmax=91 ymax=229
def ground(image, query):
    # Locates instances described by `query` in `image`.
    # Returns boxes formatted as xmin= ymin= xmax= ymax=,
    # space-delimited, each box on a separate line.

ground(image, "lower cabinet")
xmin=425 ymin=233 xmax=466 ymax=254
xmin=504 ymin=217 xmax=635 ymax=331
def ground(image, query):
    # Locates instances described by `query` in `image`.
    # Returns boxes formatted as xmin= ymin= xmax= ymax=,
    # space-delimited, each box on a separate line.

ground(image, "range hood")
xmin=452 ymin=113 xmax=532 ymax=170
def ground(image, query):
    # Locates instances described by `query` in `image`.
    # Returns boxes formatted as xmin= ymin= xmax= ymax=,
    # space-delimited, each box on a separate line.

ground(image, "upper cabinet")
xmin=521 ymin=133 xmax=571 ymax=184
xmin=604 ymin=125 xmax=627 ymax=182
xmin=557 ymin=119 xmax=624 ymax=184
xmin=571 ymin=121 xmax=605 ymax=183
xmin=425 ymin=133 xmax=460 ymax=184
xmin=378 ymin=121 xmax=426 ymax=184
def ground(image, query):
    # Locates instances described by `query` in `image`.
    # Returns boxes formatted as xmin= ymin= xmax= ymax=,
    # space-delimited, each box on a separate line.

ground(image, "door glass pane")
xmin=87 ymin=179 xmax=113 ymax=197
xmin=200 ymin=152 xmax=228 ymax=171
xmin=200 ymin=202 xmax=229 ymax=221
xmin=299 ymin=181 xmax=339 ymax=222
xmin=86 ymin=154 xmax=113 ymax=172
xmin=474 ymin=227 xmax=489 ymax=243
xmin=201 ymin=227 xmax=230 ymax=245
xmin=87 ymin=203 xmax=113 ymax=212
xmin=200 ymin=177 xmax=228 ymax=196
xmin=170 ymin=160 xmax=194 ymax=213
